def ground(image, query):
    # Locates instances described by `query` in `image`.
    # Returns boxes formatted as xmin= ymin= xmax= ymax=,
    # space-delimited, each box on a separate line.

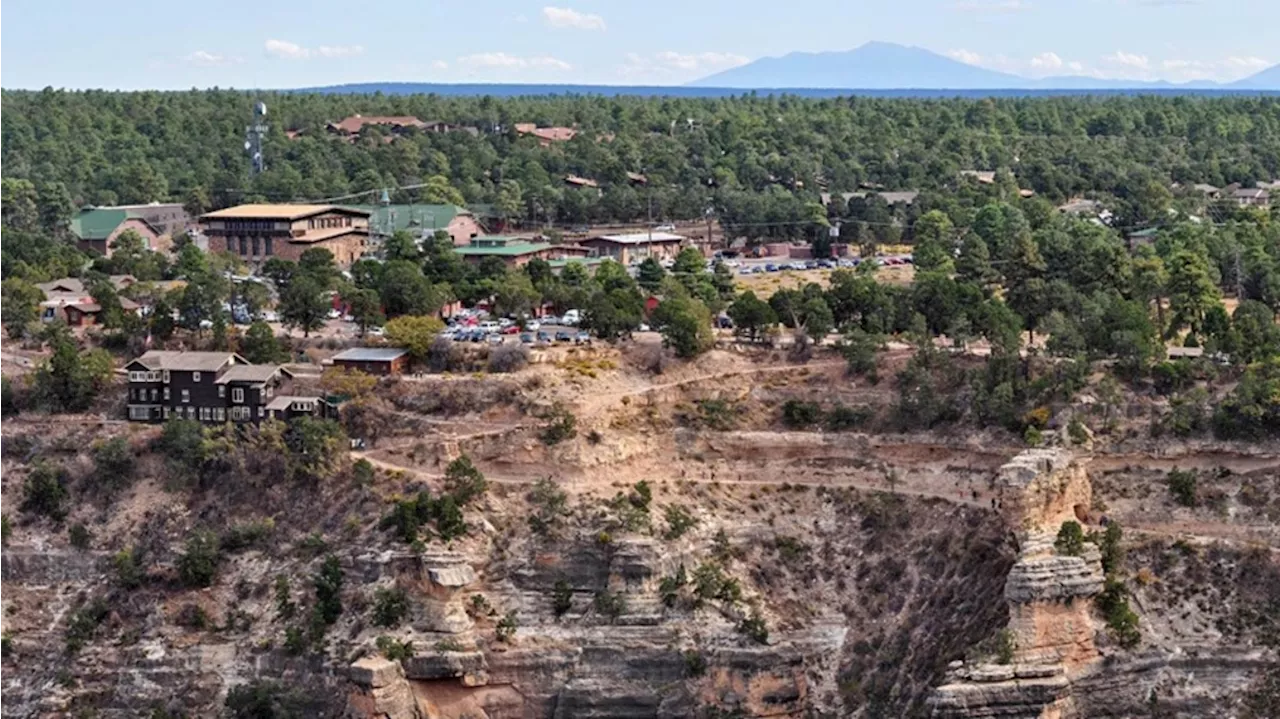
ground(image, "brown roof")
xmin=201 ymin=204 xmax=371 ymax=221
xmin=626 ymin=171 xmax=648 ymax=184
xmin=128 ymin=351 xmax=244 ymax=372
xmin=288 ymin=228 xmax=369 ymax=245
xmin=36 ymin=275 xmax=136 ymax=295
xmin=565 ymin=175 xmax=599 ymax=188
xmin=328 ymin=115 xmax=427 ymax=134
xmin=215 ymin=364 xmax=288 ymax=384
xmin=515 ymin=124 xmax=577 ymax=142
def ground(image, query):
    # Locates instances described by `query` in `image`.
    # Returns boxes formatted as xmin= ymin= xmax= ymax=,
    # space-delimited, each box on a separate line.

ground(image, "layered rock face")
xmin=931 ymin=449 xmax=1104 ymax=719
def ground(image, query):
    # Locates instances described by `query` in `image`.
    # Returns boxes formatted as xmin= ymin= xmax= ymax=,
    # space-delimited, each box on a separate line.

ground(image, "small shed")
xmin=331 ymin=347 xmax=410 ymax=376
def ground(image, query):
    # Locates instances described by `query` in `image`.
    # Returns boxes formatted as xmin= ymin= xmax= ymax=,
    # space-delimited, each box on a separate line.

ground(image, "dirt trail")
xmin=352 ymin=451 xmax=989 ymax=508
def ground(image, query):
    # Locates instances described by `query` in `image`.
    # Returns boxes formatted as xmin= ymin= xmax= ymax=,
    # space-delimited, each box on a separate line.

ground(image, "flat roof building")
xmin=199 ymin=204 xmax=371 ymax=267
xmin=578 ymin=231 xmax=685 ymax=265
xmin=454 ymin=237 xmax=591 ymax=268
xmin=331 ymin=347 xmax=410 ymax=376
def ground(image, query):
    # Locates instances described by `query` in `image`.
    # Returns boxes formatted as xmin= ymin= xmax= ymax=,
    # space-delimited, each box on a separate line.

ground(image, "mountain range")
xmin=689 ymin=42 xmax=1280 ymax=90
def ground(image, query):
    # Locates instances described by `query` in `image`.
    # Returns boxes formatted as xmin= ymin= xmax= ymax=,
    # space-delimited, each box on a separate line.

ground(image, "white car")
xmin=326 ymin=309 xmax=341 ymax=320
xmin=654 ymin=224 xmax=676 ymax=232
xmin=478 ymin=320 xmax=500 ymax=333
xmin=526 ymin=320 xmax=542 ymax=331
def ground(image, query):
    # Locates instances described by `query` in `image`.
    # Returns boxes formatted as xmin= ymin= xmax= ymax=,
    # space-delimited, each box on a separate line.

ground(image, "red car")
xmin=501 ymin=325 xmax=520 ymax=334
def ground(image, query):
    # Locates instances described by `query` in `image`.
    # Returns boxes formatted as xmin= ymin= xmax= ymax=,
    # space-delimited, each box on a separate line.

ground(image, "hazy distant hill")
xmin=689 ymin=42 xmax=1280 ymax=91
xmin=688 ymin=42 xmax=1024 ymax=89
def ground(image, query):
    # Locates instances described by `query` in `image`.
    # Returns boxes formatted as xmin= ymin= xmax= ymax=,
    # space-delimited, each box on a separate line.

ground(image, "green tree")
xmin=1 ymin=278 xmax=44 ymax=339
xmin=384 ymin=315 xmax=445 ymax=366
xmin=240 ymin=321 xmax=285 ymax=364
xmin=312 ymin=554 xmax=345 ymax=626
xmin=912 ymin=210 xmax=955 ymax=273
xmin=636 ymin=257 xmax=666 ymax=293
xmin=177 ymin=530 xmax=222 ymax=588
xmin=726 ymin=291 xmax=776 ymax=342
xmin=279 ymin=275 xmax=328 ymax=337
xmin=1231 ymin=300 xmax=1280 ymax=364
xmin=21 ymin=462 xmax=69 ymax=521
xmin=1166 ymin=250 xmax=1221 ymax=338
xmin=444 ymin=455 xmax=488 ymax=506
xmin=383 ymin=231 xmax=420 ymax=263
xmin=652 ymin=296 xmax=715 ymax=358
xmin=346 ymin=287 xmax=385 ymax=336
xmin=672 ymin=247 xmax=706 ymax=276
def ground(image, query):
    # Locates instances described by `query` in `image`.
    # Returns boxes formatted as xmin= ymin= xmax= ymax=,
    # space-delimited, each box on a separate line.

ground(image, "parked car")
xmin=478 ymin=320 xmax=500 ymax=333
xmin=502 ymin=325 xmax=520 ymax=334
xmin=638 ymin=323 xmax=651 ymax=332
xmin=470 ymin=329 xmax=487 ymax=342
xmin=526 ymin=320 xmax=541 ymax=331
xmin=654 ymin=223 xmax=676 ymax=232
xmin=561 ymin=309 xmax=581 ymax=326
xmin=765 ymin=263 xmax=778 ymax=272
xmin=486 ymin=333 xmax=503 ymax=345
xmin=520 ymin=332 xmax=534 ymax=344
xmin=554 ymin=330 xmax=573 ymax=342
xmin=537 ymin=330 xmax=552 ymax=343
xmin=326 ymin=309 xmax=341 ymax=320
xmin=574 ymin=331 xmax=591 ymax=344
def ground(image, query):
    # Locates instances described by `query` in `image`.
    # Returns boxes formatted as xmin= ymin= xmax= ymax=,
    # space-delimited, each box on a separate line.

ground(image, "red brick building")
xmin=200 ymin=204 xmax=371 ymax=267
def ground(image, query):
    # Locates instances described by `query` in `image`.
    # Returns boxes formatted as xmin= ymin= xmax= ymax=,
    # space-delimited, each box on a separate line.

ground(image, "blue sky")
xmin=2 ymin=0 xmax=1276 ymax=89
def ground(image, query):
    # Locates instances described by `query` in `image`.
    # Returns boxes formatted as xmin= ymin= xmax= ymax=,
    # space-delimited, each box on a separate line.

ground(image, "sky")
xmin=2 ymin=0 xmax=1276 ymax=89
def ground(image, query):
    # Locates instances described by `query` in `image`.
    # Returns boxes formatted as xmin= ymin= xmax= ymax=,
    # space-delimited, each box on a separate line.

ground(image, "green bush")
xmin=683 ymin=649 xmax=707 ymax=677
xmin=68 ymin=523 xmax=92 ymax=550
xmin=1096 ymin=577 xmax=1141 ymax=648
xmin=114 ymin=547 xmax=144 ymax=589
xmin=91 ymin=436 xmax=135 ymax=493
xmin=221 ymin=518 xmax=275 ymax=552
xmin=781 ymin=400 xmax=822 ymax=428
xmin=177 ymin=530 xmax=222 ymax=588
xmin=737 ymin=612 xmax=769 ymax=645
xmin=495 ymin=610 xmax=519 ymax=642
xmin=312 ymin=555 xmax=344 ymax=626
xmin=663 ymin=504 xmax=698 ymax=540
xmin=1167 ymin=468 xmax=1198 ymax=507
xmin=1067 ymin=418 xmax=1089 ymax=445
xmin=375 ymin=636 xmax=414 ymax=661
xmin=225 ymin=680 xmax=325 ymax=718
xmin=371 ymin=586 xmax=409 ymax=628
xmin=659 ymin=565 xmax=688 ymax=608
xmin=1054 ymin=521 xmax=1086 ymax=556
xmin=443 ymin=455 xmax=488 ymax=505
xmin=552 ymin=580 xmax=574 ymax=617
xmin=21 ymin=462 xmax=69 ymax=522
xmin=825 ymin=404 xmax=873 ymax=431
xmin=995 ymin=628 xmax=1016 ymax=665
xmin=540 ymin=404 xmax=578 ymax=446
xmin=528 ymin=477 xmax=569 ymax=536
xmin=593 ymin=590 xmax=627 ymax=622
xmin=65 ymin=598 xmax=109 ymax=653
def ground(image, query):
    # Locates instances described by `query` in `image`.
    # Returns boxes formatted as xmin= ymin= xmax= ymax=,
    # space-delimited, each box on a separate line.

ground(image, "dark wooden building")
xmin=330 ymin=347 xmax=410 ymax=376
xmin=124 ymin=351 xmax=321 ymax=424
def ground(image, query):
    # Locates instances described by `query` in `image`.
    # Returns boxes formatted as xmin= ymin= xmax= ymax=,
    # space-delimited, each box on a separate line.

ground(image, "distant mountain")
xmin=689 ymin=42 xmax=1280 ymax=91
xmin=1231 ymin=64 xmax=1280 ymax=89
xmin=688 ymin=42 xmax=1025 ymax=89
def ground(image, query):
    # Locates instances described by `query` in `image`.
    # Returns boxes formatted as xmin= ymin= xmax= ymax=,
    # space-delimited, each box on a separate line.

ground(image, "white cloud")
xmin=264 ymin=39 xmax=363 ymax=60
xmin=185 ymin=50 xmax=227 ymax=66
xmin=618 ymin=51 xmax=750 ymax=80
xmin=1030 ymin=52 xmax=1063 ymax=70
xmin=457 ymin=52 xmax=572 ymax=70
xmin=1224 ymin=56 xmax=1270 ymax=70
xmin=1067 ymin=61 xmax=1085 ymax=73
xmin=1104 ymin=50 xmax=1151 ymax=70
xmin=431 ymin=60 xmax=449 ymax=70
xmin=947 ymin=49 xmax=983 ymax=65
xmin=542 ymin=6 xmax=606 ymax=30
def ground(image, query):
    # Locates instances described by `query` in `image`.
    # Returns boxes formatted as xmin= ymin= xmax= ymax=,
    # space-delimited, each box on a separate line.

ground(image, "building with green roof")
xmin=453 ymin=236 xmax=592 ymax=267
xmin=69 ymin=203 xmax=188 ymax=256
xmin=348 ymin=204 xmax=485 ymax=246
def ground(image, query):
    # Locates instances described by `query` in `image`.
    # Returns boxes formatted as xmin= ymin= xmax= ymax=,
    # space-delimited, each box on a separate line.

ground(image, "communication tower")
xmin=245 ymin=101 xmax=269 ymax=174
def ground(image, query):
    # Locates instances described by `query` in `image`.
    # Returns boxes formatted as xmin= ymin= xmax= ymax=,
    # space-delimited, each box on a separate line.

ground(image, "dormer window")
xmin=193 ymin=371 xmax=201 ymax=383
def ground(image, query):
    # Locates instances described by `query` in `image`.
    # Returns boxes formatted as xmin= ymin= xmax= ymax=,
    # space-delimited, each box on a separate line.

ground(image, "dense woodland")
xmin=1 ymin=90 xmax=1278 ymax=441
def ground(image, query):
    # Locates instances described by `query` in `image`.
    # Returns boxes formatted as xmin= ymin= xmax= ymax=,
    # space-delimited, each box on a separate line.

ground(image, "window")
xmin=252 ymin=236 xmax=260 ymax=256
xmin=232 ymin=387 xmax=244 ymax=403
xmin=192 ymin=372 xmax=201 ymax=383
xmin=265 ymin=385 xmax=273 ymax=398
xmin=239 ymin=237 xmax=249 ymax=255
xmin=163 ymin=407 xmax=172 ymax=419
xmin=163 ymin=370 xmax=170 ymax=383
xmin=181 ymin=389 xmax=190 ymax=403
xmin=265 ymin=237 xmax=273 ymax=255
xmin=218 ymin=385 xmax=225 ymax=398
xmin=186 ymin=407 xmax=196 ymax=419
xmin=129 ymin=406 xmax=150 ymax=420
xmin=149 ymin=388 xmax=158 ymax=402
xmin=163 ymin=387 xmax=170 ymax=401
xmin=215 ymin=408 xmax=225 ymax=421
xmin=200 ymin=407 xmax=211 ymax=421
xmin=259 ymin=407 xmax=265 ymax=418
xmin=129 ymin=371 xmax=142 ymax=382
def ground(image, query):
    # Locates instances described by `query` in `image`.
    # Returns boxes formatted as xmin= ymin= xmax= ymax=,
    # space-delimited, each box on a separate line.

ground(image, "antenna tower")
xmin=245 ymin=101 xmax=269 ymax=174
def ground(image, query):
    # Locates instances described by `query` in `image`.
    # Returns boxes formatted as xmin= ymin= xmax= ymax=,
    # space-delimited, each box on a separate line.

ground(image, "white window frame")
xmin=232 ymin=387 xmax=244 ymax=403
xmin=215 ymin=408 xmax=226 ymax=421
xmin=192 ymin=371 xmax=201 ymax=383
xmin=181 ymin=389 xmax=190 ymax=403
xmin=163 ymin=387 xmax=170 ymax=400
xmin=163 ymin=407 xmax=172 ymax=419
xmin=218 ymin=385 xmax=225 ymax=398
xmin=162 ymin=370 xmax=170 ymax=383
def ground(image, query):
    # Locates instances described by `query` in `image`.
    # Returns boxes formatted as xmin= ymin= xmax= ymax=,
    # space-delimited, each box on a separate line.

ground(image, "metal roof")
xmin=349 ymin=204 xmax=468 ymax=236
xmin=266 ymin=395 xmax=321 ymax=411
xmin=454 ymin=239 xmax=551 ymax=256
xmin=128 ymin=351 xmax=244 ymax=372
xmin=332 ymin=347 xmax=409 ymax=362
xmin=201 ymin=204 xmax=371 ymax=220
xmin=588 ymin=232 xmax=684 ymax=245
xmin=215 ymin=365 xmax=285 ymax=384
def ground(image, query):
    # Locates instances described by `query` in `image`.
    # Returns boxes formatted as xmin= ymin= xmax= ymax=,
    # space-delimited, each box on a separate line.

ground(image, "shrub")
xmin=221 ymin=518 xmax=275 ymax=552
xmin=1096 ymin=577 xmax=1141 ymax=648
xmin=434 ymin=495 xmax=468 ymax=541
xmin=663 ymin=504 xmax=698 ymax=540
xmin=1023 ymin=426 xmax=1043 ymax=447
xmin=495 ymin=610 xmax=519 ymax=642
xmin=659 ymin=565 xmax=688 ymax=608
xmin=540 ymin=404 xmax=578 ymax=446
xmin=435 ymin=637 xmax=464 ymax=652
xmin=21 ymin=462 xmax=69 ymax=521
xmin=487 ymin=344 xmax=529 ymax=373
xmin=528 ymin=477 xmax=569 ymax=536
xmin=1167 ymin=468 xmax=1198 ymax=507
xmin=375 ymin=636 xmax=415 ymax=661
xmin=683 ymin=649 xmax=707 ymax=677
xmin=737 ymin=612 xmax=769 ymax=645
xmin=444 ymin=455 xmax=488 ymax=506
xmin=593 ymin=590 xmax=627 ymax=622
xmin=65 ymin=598 xmax=109 ymax=653
xmin=1095 ymin=523 xmax=1124 ymax=575
xmin=371 ymin=586 xmax=409 ymax=628
xmin=825 ymin=404 xmax=872 ymax=431
xmin=774 ymin=536 xmax=810 ymax=565
xmin=91 ymin=436 xmax=135 ymax=493
xmin=552 ymin=580 xmax=574 ymax=617
xmin=994 ymin=628 xmax=1016 ymax=664
xmin=114 ymin=547 xmax=144 ymax=589
xmin=1068 ymin=417 xmax=1089 ymax=445
xmin=1023 ymin=406 xmax=1051 ymax=430
xmin=312 ymin=555 xmax=344 ymax=626
xmin=1 ymin=514 xmax=10 ymax=546
xmin=274 ymin=576 xmax=296 ymax=620
xmin=352 ymin=458 xmax=376 ymax=485
xmin=175 ymin=603 xmax=210 ymax=630
xmin=225 ymin=680 xmax=325 ymax=718
xmin=781 ymin=400 xmax=822 ymax=429
xmin=68 ymin=523 xmax=92 ymax=550
xmin=177 ymin=530 xmax=222 ymax=588
xmin=1054 ymin=521 xmax=1086 ymax=556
